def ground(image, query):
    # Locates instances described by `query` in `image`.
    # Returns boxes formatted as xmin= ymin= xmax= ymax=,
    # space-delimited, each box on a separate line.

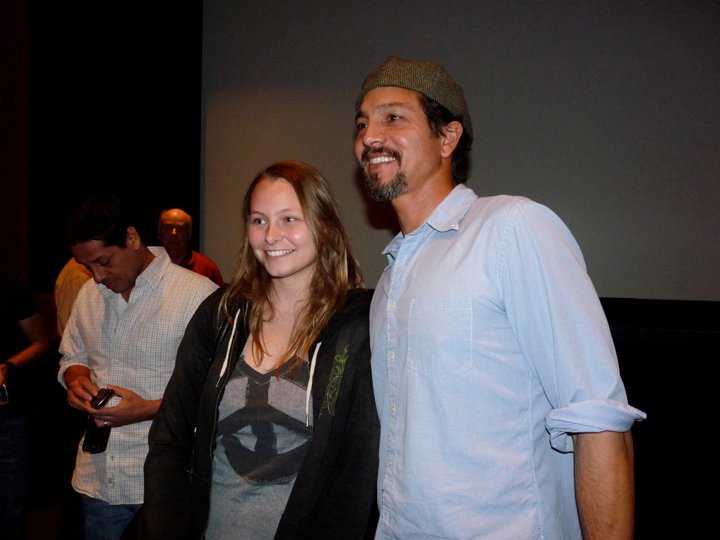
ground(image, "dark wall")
xmin=603 ymin=298 xmax=718 ymax=539
xmin=201 ymin=1 xmax=720 ymax=300
xmin=26 ymin=3 xmax=204 ymax=292
xmin=1 ymin=0 xmax=29 ymax=280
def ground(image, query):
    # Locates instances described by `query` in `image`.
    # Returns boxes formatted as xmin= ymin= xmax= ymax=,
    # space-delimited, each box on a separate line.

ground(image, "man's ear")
xmin=440 ymin=120 xmax=463 ymax=159
xmin=125 ymin=227 xmax=141 ymax=249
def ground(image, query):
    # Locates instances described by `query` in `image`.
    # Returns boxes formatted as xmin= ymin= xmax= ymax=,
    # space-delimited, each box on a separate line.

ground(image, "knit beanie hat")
xmin=355 ymin=55 xmax=473 ymax=138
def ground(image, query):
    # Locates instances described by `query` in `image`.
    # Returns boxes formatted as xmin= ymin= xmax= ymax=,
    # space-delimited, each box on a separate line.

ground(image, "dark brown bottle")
xmin=81 ymin=388 xmax=115 ymax=454
xmin=82 ymin=417 xmax=111 ymax=454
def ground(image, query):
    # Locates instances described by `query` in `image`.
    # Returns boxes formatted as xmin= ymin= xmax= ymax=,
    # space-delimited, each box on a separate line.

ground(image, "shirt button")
xmin=389 ymin=302 xmax=397 ymax=312
xmin=391 ymin=404 xmax=396 ymax=414
xmin=388 ymin=352 xmax=395 ymax=362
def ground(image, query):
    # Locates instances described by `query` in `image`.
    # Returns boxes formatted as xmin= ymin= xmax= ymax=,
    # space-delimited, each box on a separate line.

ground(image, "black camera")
xmin=90 ymin=387 xmax=115 ymax=409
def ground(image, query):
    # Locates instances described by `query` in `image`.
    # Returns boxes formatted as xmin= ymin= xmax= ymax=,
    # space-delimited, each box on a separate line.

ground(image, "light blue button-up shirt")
xmin=370 ymin=184 xmax=646 ymax=539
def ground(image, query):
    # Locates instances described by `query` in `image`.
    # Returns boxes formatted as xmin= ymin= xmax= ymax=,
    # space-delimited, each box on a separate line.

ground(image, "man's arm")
xmin=1 ymin=313 xmax=49 ymax=388
xmin=573 ymin=430 xmax=635 ymax=540
xmin=6 ymin=313 xmax=49 ymax=368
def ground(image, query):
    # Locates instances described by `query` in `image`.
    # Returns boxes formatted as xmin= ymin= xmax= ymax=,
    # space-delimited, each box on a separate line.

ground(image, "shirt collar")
xmin=183 ymin=250 xmax=196 ymax=267
xmin=138 ymin=246 xmax=172 ymax=289
xmin=382 ymin=184 xmax=478 ymax=259
xmin=98 ymin=246 xmax=172 ymax=299
xmin=425 ymin=183 xmax=477 ymax=233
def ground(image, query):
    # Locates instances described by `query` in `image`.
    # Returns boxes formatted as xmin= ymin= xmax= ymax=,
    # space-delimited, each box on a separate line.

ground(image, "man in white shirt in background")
xmin=58 ymin=193 xmax=218 ymax=540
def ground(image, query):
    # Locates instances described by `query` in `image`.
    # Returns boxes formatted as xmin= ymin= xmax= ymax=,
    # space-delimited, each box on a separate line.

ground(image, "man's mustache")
xmin=361 ymin=147 xmax=402 ymax=164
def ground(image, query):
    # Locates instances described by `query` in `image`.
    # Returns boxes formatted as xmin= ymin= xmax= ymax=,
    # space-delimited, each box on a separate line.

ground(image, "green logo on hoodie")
xmin=322 ymin=344 xmax=349 ymax=416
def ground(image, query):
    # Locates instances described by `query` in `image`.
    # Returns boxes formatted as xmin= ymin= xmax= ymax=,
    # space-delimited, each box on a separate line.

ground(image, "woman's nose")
xmin=265 ymin=222 xmax=281 ymax=244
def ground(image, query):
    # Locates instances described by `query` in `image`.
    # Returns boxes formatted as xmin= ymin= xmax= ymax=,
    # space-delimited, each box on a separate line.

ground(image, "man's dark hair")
xmin=419 ymin=93 xmax=473 ymax=184
xmin=66 ymin=193 xmax=135 ymax=248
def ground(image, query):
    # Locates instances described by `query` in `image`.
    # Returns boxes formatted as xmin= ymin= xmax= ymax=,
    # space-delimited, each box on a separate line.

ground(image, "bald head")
xmin=160 ymin=208 xmax=192 ymax=228
xmin=158 ymin=208 xmax=193 ymax=264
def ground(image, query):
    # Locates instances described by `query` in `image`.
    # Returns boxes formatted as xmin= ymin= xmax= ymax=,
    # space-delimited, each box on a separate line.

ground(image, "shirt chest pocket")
xmin=407 ymin=298 xmax=472 ymax=378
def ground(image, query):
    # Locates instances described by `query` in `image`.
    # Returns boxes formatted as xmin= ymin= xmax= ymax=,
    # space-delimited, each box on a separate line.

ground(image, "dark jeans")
xmin=0 ymin=415 xmax=31 ymax=540
xmin=81 ymin=495 xmax=141 ymax=540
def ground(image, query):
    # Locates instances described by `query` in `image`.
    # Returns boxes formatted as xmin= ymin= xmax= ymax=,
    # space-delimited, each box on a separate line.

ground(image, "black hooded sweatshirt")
xmin=138 ymin=287 xmax=379 ymax=539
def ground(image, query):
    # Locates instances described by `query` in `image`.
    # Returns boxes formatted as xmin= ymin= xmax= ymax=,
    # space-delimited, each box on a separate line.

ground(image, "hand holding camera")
xmin=1 ymin=362 xmax=16 ymax=404
xmin=90 ymin=387 xmax=115 ymax=409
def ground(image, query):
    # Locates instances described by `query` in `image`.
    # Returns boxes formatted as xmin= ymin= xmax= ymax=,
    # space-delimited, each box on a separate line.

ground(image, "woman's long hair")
xmin=219 ymin=161 xmax=365 ymax=370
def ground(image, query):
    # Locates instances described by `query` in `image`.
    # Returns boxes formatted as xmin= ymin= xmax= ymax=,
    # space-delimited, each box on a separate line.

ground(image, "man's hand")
xmin=64 ymin=365 xmax=97 ymax=410
xmin=84 ymin=385 xmax=162 ymax=428
xmin=0 ymin=364 xmax=8 ymax=407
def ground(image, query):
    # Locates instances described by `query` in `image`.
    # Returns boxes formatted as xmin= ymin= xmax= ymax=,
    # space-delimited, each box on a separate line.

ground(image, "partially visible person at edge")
xmin=1 ymin=269 xmax=49 ymax=540
xmin=158 ymin=208 xmax=225 ymax=287
xmin=58 ymin=193 xmax=218 ymax=540
xmin=140 ymin=161 xmax=379 ymax=539
xmin=55 ymin=257 xmax=92 ymax=337
xmin=354 ymin=55 xmax=647 ymax=539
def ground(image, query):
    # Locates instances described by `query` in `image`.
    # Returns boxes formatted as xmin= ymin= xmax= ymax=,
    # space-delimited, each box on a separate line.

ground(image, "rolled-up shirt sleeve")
xmin=500 ymin=199 xmax=646 ymax=453
xmin=547 ymin=399 xmax=647 ymax=452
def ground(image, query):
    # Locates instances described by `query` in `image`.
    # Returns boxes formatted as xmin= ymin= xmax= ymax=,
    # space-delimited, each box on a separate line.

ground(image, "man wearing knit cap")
xmin=355 ymin=55 xmax=645 ymax=539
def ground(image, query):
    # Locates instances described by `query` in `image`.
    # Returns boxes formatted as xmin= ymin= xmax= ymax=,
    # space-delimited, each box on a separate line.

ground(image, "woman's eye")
xmin=388 ymin=114 xmax=400 ymax=122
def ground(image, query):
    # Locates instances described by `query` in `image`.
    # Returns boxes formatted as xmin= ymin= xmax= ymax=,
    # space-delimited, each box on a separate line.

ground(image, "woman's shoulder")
xmin=320 ymin=288 xmax=371 ymax=340
xmin=345 ymin=287 xmax=372 ymax=306
xmin=192 ymin=286 xmax=245 ymax=330
xmin=194 ymin=286 xmax=225 ymax=315
xmin=341 ymin=288 xmax=372 ymax=319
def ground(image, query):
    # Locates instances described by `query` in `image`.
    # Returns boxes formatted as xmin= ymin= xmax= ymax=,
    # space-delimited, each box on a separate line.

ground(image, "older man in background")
xmin=158 ymin=208 xmax=224 ymax=287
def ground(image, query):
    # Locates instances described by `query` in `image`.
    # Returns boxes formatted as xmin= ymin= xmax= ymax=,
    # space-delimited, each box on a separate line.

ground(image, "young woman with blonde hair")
xmin=139 ymin=161 xmax=379 ymax=539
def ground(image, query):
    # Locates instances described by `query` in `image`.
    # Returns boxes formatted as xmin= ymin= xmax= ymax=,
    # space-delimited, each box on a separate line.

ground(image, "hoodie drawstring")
xmin=217 ymin=308 xmax=241 ymax=386
xmin=217 ymin=310 xmax=319 ymax=428
xmin=306 ymin=342 xmax=321 ymax=427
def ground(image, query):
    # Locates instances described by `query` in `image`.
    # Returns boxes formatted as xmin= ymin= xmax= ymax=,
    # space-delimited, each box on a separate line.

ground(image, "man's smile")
xmin=362 ymin=146 xmax=401 ymax=168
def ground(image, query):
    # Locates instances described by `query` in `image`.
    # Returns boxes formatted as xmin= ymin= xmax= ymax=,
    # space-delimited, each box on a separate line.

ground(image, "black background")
xmin=27 ymin=3 xmax=204 ymax=292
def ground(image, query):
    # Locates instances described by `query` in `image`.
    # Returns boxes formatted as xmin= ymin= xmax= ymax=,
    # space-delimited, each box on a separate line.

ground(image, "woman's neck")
xmin=245 ymin=281 xmax=310 ymax=373
xmin=268 ymin=276 xmax=311 ymax=315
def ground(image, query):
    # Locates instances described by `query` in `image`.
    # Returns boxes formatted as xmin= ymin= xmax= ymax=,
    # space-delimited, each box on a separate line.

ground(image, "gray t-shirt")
xmin=206 ymin=354 xmax=312 ymax=539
